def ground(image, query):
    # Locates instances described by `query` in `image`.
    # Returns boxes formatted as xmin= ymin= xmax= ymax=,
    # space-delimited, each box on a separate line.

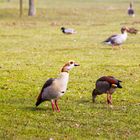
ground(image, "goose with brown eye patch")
xmin=35 ymin=61 xmax=79 ymax=112
xmin=103 ymin=26 xmax=129 ymax=49
xmin=92 ymin=76 xmax=122 ymax=108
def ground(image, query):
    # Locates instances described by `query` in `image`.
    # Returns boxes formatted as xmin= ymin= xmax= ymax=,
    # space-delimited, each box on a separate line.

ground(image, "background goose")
xmin=35 ymin=60 xmax=80 ymax=112
xmin=128 ymin=2 xmax=135 ymax=17
xmin=92 ymin=76 xmax=122 ymax=106
xmin=127 ymin=27 xmax=138 ymax=34
xmin=103 ymin=26 xmax=129 ymax=48
xmin=61 ymin=27 xmax=77 ymax=34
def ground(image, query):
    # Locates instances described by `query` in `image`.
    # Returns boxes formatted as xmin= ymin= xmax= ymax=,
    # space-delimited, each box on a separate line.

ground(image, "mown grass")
xmin=0 ymin=0 xmax=140 ymax=139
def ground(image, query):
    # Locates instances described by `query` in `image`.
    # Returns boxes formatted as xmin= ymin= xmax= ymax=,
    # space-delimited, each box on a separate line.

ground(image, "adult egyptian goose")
xmin=35 ymin=60 xmax=79 ymax=112
xmin=128 ymin=2 xmax=135 ymax=17
xmin=92 ymin=76 xmax=122 ymax=106
xmin=103 ymin=26 xmax=129 ymax=48
xmin=61 ymin=27 xmax=77 ymax=34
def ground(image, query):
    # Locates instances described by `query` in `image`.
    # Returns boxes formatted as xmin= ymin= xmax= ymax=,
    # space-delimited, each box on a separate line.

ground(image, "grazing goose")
xmin=103 ymin=26 xmax=129 ymax=48
xmin=61 ymin=27 xmax=77 ymax=34
xmin=127 ymin=27 xmax=138 ymax=34
xmin=35 ymin=61 xmax=79 ymax=112
xmin=128 ymin=2 xmax=135 ymax=17
xmin=92 ymin=76 xmax=122 ymax=106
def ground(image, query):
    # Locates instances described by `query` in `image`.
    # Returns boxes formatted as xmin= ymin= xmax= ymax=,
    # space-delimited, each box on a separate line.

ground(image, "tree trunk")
xmin=19 ymin=0 xmax=23 ymax=17
xmin=28 ymin=0 xmax=36 ymax=16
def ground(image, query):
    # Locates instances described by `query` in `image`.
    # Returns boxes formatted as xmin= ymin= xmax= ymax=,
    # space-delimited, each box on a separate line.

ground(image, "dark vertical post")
xmin=20 ymin=0 xmax=23 ymax=17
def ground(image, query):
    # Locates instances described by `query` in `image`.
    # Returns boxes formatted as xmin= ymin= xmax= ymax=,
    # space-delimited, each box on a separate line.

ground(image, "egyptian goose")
xmin=92 ymin=76 xmax=122 ymax=106
xmin=103 ymin=26 xmax=129 ymax=48
xmin=61 ymin=27 xmax=77 ymax=34
xmin=35 ymin=60 xmax=80 ymax=112
xmin=128 ymin=2 xmax=135 ymax=17
xmin=127 ymin=27 xmax=138 ymax=34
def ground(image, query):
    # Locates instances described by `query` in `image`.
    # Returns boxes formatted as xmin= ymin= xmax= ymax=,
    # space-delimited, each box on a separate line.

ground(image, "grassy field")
xmin=0 ymin=0 xmax=140 ymax=139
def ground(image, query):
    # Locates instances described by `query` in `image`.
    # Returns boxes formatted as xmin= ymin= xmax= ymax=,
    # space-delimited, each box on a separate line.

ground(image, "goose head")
xmin=61 ymin=27 xmax=65 ymax=32
xmin=121 ymin=26 xmax=129 ymax=34
xmin=61 ymin=60 xmax=80 ymax=72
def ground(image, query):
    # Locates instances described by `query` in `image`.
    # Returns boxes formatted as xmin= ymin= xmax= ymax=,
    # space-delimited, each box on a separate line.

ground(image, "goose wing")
xmin=36 ymin=78 xmax=55 ymax=106
xmin=104 ymin=34 xmax=117 ymax=43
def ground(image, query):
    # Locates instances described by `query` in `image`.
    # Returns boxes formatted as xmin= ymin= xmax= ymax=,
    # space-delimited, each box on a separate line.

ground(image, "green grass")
xmin=0 ymin=0 xmax=140 ymax=139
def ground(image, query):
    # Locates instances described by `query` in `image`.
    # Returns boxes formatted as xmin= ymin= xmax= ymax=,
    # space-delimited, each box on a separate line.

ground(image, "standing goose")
xmin=103 ymin=26 xmax=129 ymax=48
xmin=92 ymin=76 xmax=122 ymax=106
xmin=61 ymin=27 xmax=77 ymax=34
xmin=128 ymin=2 xmax=135 ymax=17
xmin=35 ymin=60 xmax=79 ymax=112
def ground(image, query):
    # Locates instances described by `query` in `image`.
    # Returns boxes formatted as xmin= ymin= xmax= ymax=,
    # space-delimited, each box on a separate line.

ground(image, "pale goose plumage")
xmin=35 ymin=60 xmax=79 ymax=112
xmin=103 ymin=26 xmax=129 ymax=48
xmin=61 ymin=27 xmax=77 ymax=34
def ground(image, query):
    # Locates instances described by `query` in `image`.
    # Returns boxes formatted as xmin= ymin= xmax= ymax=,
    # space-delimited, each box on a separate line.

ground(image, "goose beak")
xmin=74 ymin=63 xmax=80 ymax=66
xmin=111 ymin=84 xmax=117 ymax=88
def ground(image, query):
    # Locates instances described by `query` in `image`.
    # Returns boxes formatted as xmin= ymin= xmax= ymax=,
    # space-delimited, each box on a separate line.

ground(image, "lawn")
xmin=0 ymin=0 xmax=140 ymax=139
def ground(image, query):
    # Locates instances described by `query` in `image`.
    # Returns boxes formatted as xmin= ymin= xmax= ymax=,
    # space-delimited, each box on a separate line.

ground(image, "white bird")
xmin=61 ymin=27 xmax=77 ymax=34
xmin=35 ymin=60 xmax=80 ymax=112
xmin=103 ymin=26 xmax=129 ymax=48
xmin=128 ymin=2 xmax=135 ymax=17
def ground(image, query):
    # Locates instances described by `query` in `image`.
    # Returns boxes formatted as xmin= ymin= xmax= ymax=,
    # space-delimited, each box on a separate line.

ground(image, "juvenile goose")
xmin=92 ymin=76 xmax=122 ymax=106
xmin=128 ymin=2 xmax=135 ymax=17
xmin=35 ymin=60 xmax=79 ymax=112
xmin=61 ymin=27 xmax=77 ymax=34
xmin=103 ymin=26 xmax=129 ymax=48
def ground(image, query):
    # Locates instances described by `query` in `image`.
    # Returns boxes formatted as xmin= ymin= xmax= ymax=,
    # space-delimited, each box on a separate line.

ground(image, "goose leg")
xmin=107 ymin=93 xmax=112 ymax=104
xmin=55 ymin=100 xmax=60 ymax=112
xmin=109 ymin=94 xmax=112 ymax=105
xmin=107 ymin=93 xmax=110 ymax=104
xmin=51 ymin=100 xmax=55 ymax=111
xmin=107 ymin=93 xmax=113 ymax=108
xmin=112 ymin=45 xmax=116 ymax=50
xmin=109 ymin=94 xmax=113 ymax=108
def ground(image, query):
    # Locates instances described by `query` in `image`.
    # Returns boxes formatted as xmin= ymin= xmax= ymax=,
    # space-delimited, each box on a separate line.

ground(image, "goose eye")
xmin=70 ymin=61 xmax=74 ymax=64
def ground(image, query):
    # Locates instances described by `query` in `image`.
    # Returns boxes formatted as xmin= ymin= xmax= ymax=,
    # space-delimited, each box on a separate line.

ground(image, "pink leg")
xmin=55 ymin=100 xmax=60 ymax=112
xmin=51 ymin=100 xmax=55 ymax=111
xmin=107 ymin=93 xmax=110 ymax=104
xmin=107 ymin=93 xmax=113 ymax=109
xmin=107 ymin=93 xmax=112 ymax=105
xmin=112 ymin=44 xmax=114 ymax=47
xmin=112 ymin=45 xmax=114 ymax=49
xmin=109 ymin=94 xmax=112 ymax=105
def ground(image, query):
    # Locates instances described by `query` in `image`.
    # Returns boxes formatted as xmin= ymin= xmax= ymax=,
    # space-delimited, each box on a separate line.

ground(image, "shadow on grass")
xmin=77 ymin=98 xmax=118 ymax=110
xmin=50 ymin=47 xmax=83 ymax=52
xmin=78 ymin=99 xmax=90 ymax=104
xmin=20 ymin=106 xmax=52 ymax=112
xmin=77 ymin=98 xmax=108 ymax=109
xmin=100 ymin=46 xmax=115 ymax=50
